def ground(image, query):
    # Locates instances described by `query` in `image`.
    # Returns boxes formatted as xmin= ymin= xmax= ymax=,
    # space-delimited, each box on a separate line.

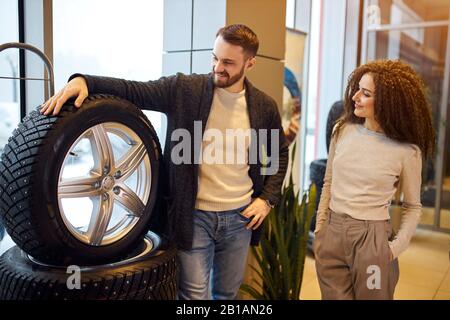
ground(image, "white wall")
xmin=315 ymin=0 xmax=347 ymax=160
xmin=302 ymin=0 xmax=360 ymax=189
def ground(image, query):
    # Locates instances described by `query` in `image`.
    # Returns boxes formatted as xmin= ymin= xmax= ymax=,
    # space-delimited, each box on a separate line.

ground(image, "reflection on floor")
xmin=300 ymin=228 xmax=450 ymax=300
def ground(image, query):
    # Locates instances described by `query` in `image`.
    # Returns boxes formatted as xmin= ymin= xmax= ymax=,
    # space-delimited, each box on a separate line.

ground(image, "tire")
xmin=309 ymin=158 xmax=327 ymax=232
xmin=0 ymin=224 xmax=4 ymax=241
xmin=0 ymin=94 xmax=161 ymax=265
xmin=0 ymin=232 xmax=178 ymax=300
xmin=309 ymin=158 xmax=327 ymax=191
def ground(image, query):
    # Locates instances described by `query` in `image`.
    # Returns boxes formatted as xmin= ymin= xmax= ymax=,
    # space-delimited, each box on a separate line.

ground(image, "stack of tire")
xmin=0 ymin=95 xmax=178 ymax=300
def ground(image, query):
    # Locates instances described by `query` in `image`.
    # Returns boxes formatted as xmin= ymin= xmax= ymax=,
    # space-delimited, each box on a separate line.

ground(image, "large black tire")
xmin=0 ymin=222 xmax=4 ymax=241
xmin=0 ymin=95 xmax=161 ymax=265
xmin=0 ymin=232 xmax=178 ymax=300
xmin=309 ymin=158 xmax=327 ymax=232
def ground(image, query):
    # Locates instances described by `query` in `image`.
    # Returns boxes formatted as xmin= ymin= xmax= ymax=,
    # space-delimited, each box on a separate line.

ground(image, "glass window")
xmin=367 ymin=0 xmax=449 ymax=27
xmin=0 ymin=0 xmax=20 ymax=157
xmin=286 ymin=0 xmax=296 ymax=28
xmin=52 ymin=0 xmax=165 ymax=144
xmin=365 ymin=23 xmax=449 ymax=229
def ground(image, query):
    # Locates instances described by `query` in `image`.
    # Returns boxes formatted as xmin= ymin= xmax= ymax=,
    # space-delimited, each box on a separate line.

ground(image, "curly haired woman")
xmin=313 ymin=60 xmax=435 ymax=300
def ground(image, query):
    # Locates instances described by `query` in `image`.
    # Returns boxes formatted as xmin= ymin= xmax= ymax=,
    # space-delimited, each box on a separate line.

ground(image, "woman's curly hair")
xmin=335 ymin=59 xmax=435 ymax=158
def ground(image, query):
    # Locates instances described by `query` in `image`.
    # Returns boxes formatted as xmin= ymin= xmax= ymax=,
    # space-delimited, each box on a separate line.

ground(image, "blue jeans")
xmin=177 ymin=205 xmax=252 ymax=300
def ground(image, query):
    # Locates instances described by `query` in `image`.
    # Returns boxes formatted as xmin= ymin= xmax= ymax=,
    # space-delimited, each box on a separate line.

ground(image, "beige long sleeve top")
xmin=315 ymin=123 xmax=422 ymax=259
xmin=195 ymin=88 xmax=253 ymax=211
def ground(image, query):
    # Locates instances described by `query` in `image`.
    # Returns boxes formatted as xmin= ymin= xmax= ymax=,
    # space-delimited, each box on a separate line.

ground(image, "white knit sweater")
xmin=195 ymin=88 xmax=253 ymax=211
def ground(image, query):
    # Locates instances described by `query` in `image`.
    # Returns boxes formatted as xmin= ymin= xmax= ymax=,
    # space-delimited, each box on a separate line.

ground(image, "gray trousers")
xmin=314 ymin=210 xmax=399 ymax=300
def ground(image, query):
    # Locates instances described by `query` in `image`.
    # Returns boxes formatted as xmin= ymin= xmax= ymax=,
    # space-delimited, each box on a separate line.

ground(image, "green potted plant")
xmin=240 ymin=167 xmax=317 ymax=300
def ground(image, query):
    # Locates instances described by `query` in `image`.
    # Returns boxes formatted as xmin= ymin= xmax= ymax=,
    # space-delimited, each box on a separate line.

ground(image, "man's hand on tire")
xmin=40 ymin=76 xmax=89 ymax=116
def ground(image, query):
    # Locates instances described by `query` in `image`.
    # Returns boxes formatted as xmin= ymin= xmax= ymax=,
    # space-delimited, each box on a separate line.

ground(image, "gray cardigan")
xmin=70 ymin=72 xmax=289 ymax=249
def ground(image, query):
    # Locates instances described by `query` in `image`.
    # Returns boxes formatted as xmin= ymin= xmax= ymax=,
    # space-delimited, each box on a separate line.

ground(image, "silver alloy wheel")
xmin=27 ymin=231 xmax=161 ymax=269
xmin=57 ymin=122 xmax=152 ymax=246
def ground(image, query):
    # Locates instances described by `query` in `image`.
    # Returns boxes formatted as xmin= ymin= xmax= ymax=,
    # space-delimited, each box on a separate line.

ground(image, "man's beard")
xmin=213 ymin=64 xmax=245 ymax=89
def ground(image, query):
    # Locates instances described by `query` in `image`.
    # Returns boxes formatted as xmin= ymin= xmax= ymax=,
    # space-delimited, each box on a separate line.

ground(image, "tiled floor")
xmin=300 ymin=228 xmax=450 ymax=300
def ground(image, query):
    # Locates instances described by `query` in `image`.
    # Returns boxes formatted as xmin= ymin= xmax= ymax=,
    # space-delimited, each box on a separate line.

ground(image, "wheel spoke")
xmin=87 ymin=193 xmax=114 ymax=245
xmin=58 ymin=176 xmax=101 ymax=198
xmin=115 ymin=143 xmax=146 ymax=180
xmin=58 ymin=122 xmax=152 ymax=246
xmin=91 ymin=124 xmax=115 ymax=173
xmin=113 ymin=183 xmax=145 ymax=217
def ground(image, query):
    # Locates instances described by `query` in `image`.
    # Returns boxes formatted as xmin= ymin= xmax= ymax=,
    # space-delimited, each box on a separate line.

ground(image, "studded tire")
xmin=309 ymin=158 xmax=327 ymax=232
xmin=0 ymin=95 xmax=161 ymax=265
xmin=0 ymin=233 xmax=178 ymax=300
